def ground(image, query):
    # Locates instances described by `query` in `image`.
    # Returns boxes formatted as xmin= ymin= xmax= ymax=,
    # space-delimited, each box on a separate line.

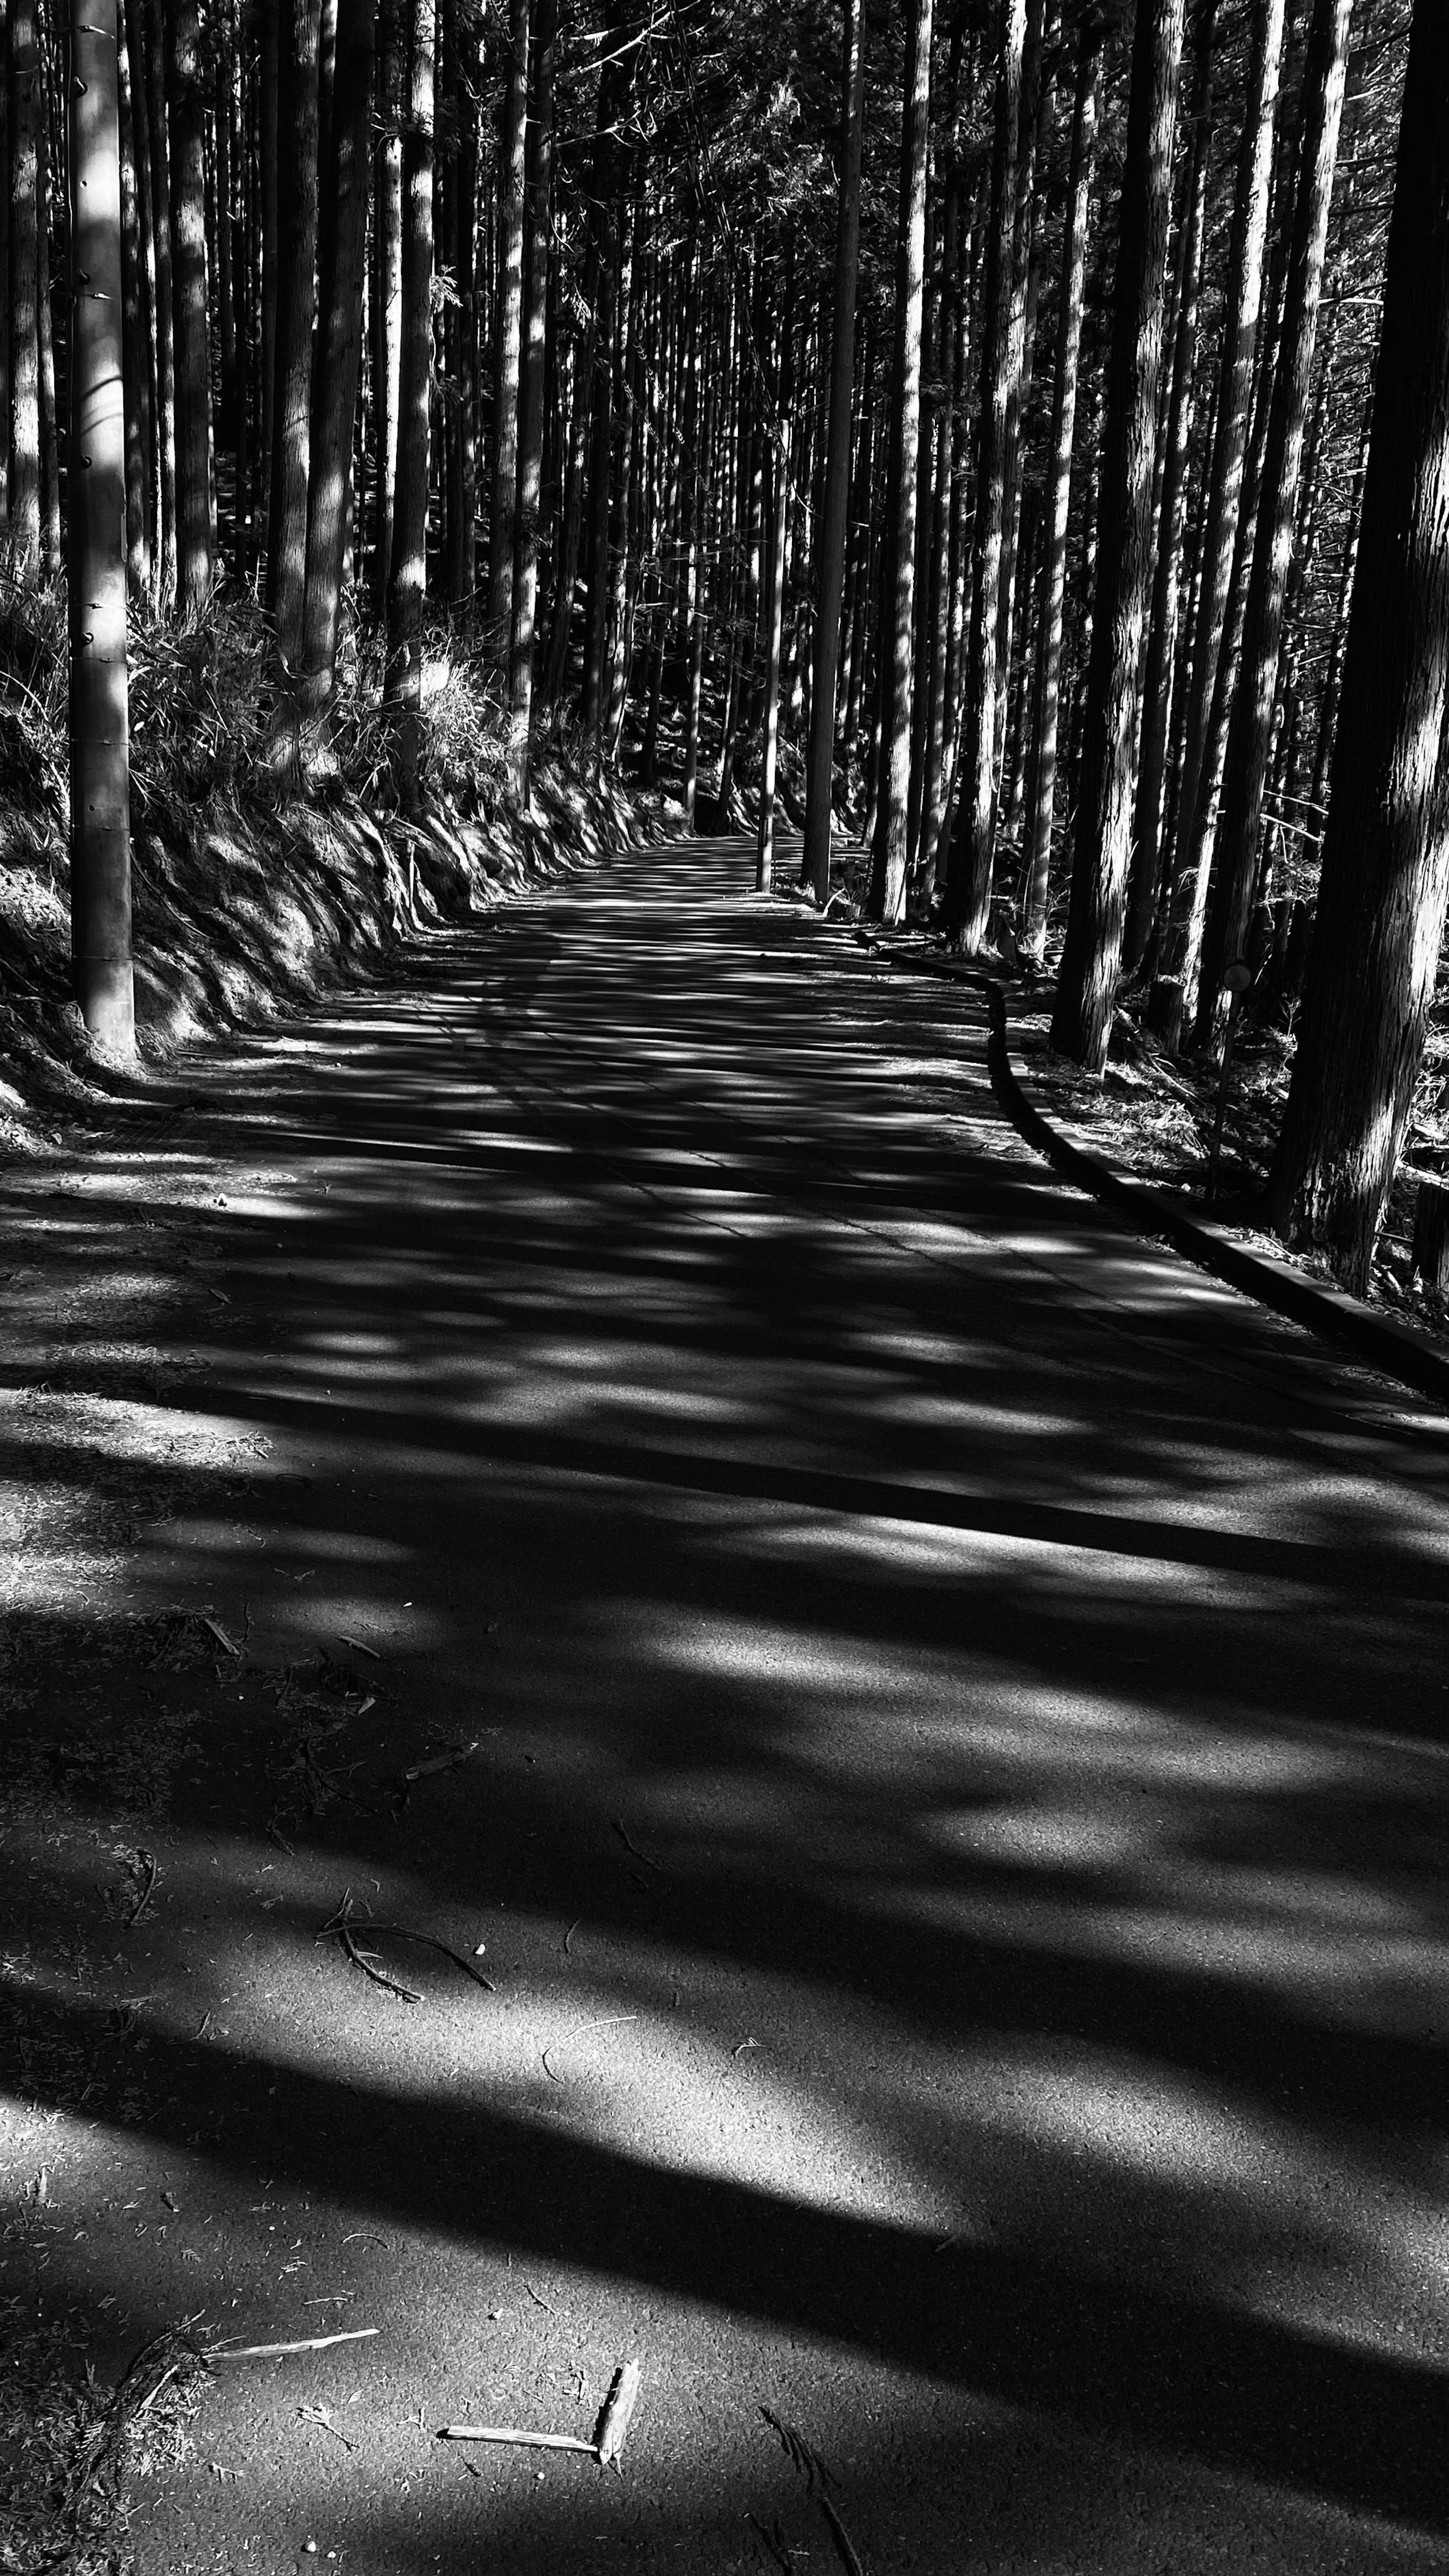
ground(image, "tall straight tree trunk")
xmin=756 ymin=299 xmax=793 ymax=893
xmin=1271 ymin=0 xmax=1449 ymax=1290
xmin=1018 ymin=15 xmax=1101 ymax=958
xmin=864 ymin=0 xmax=932 ymax=924
xmin=257 ymin=0 xmax=278 ymax=550
xmin=941 ymin=0 xmax=1025 ymax=947
xmin=383 ymin=0 xmax=434 ymax=813
xmin=117 ymin=17 xmax=153 ymax=597
xmin=35 ymin=103 xmax=58 ymax=578
xmin=487 ymin=0 xmax=529 ymax=646
xmin=1196 ymin=0 xmax=1351 ymax=1034
xmin=0 ymin=0 xmax=10 ymax=540
xmin=992 ymin=0 xmax=1047 ymax=795
xmin=300 ymin=0 xmax=377 ymax=705
xmin=1165 ymin=0 xmax=1285 ymax=923
xmin=579 ymin=9 xmax=628 ymax=740
xmin=1124 ymin=0 xmax=1214 ymax=969
xmin=801 ymin=0 xmax=865 ymax=904
xmin=448 ymin=8 xmax=477 ymax=601
xmin=507 ymin=0 xmax=554 ymax=800
xmin=166 ymin=0 xmax=212 ymax=606
xmin=140 ymin=0 xmax=176 ymax=601
xmin=1309 ymin=385 xmax=1370 ymax=815
xmin=69 ymin=0 xmax=134 ymax=1053
xmin=1050 ymin=0 xmax=1186 ymax=1071
xmin=9 ymin=0 xmax=41 ymax=576
xmin=370 ymin=0 xmax=402 ymax=614
xmin=267 ymin=0 xmax=320 ymax=662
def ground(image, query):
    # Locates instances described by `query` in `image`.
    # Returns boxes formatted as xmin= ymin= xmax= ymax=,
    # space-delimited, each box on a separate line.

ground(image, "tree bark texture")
xmin=166 ymin=0 xmax=213 ymax=607
xmin=1049 ymin=0 xmax=1186 ymax=1071
xmin=1270 ymin=0 xmax=1449 ymax=1290
xmin=802 ymin=0 xmax=865 ymax=905
xmin=383 ymin=0 xmax=434 ymax=812
xmin=268 ymin=0 xmax=321 ymax=662
xmin=301 ymin=0 xmax=377 ymax=704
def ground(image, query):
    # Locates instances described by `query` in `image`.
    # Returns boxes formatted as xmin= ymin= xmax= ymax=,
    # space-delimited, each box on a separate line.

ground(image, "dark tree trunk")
xmin=383 ymin=0 xmax=434 ymax=813
xmin=267 ymin=0 xmax=320 ymax=662
xmin=9 ymin=0 xmax=41 ymax=575
xmin=167 ymin=0 xmax=213 ymax=607
xmin=487 ymin=0 xmax=528 ymax=641
xmin=301 ymin=0 xmax=377 ymax=705
xmin=1271 ymin=0 xmax=1449 ymax=1290
xmin=506 ymin=0 xmax=555 ymax=800
xmin=1050 ymin=0 xmax=1186 ymax=1071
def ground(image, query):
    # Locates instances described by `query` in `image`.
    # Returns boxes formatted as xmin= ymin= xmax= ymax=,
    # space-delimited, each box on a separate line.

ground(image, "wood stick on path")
xmin=438 ymin=2426 xmax=597 ymax=2453
xmin=211 ymin=2327 xmax=380 ymax=2362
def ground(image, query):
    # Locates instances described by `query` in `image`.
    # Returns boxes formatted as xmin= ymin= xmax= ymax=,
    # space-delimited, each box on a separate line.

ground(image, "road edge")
xmin=853 ymin=928 xmax=1449 ymax=1411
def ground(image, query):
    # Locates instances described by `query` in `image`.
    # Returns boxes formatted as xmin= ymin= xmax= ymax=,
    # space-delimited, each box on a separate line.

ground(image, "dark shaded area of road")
xmin=2 ymin=839 xmax=1447 ymax=2575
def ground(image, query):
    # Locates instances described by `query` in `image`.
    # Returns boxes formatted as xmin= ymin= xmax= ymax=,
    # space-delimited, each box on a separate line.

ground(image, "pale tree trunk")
xmin=35 ymin=102 xmax=59 ymax=578
xmin=267 ymin=0 xmax=320 ymax=662
xmin=1018 ymin=15 xmax=1100 ymax=958
xmin=756 ymin=297 xmax=793 ymax=893
xmin=507 ymin=0 xmax=555 ymax=801
xmin=801 ymin=0 xmax=864 ymax=904
xmin=167 ymin=0 xmax=213 ymax=608
xmin=488 ymin=0 xmax=528 ymax=646
xmin=992 ymin=0 xmax=1048 ymax=796
xmin=1124 ymin=0 xmax=1214 ymax=970
xmin=301 ymin=0 xmax=376 ymax=706
xmin=69 ymin=0 xmax=134 ymax=1054
xmin=0 ymin=0 xmax=10 ymax=540
xmin=140 ymin=0 xmax=176 ymax=601
xmin=383 ymin=0 xmax=434 ymax=813
xmin=1163 ymin=0 xmax=1286 ymax=939
xmin=941 ymin=0 xmax=1025 ymax=948
xmin=369 ymin=0 xmax=402 ymax=614
xmin=1050 ymin=0 xmax=1186 ymax=1071
xmin=1196 ymin=0 xmax=1352 ymax=1035
xmin=1271 ymin=0 xmax=1449 ymax=1290
xmin=864 ymin=0 xmax=932 ymax=924
xmin=117 ymin=15 xmax=153 ymax=597
xmin=9 ymin=0 xmax=40 ymax=577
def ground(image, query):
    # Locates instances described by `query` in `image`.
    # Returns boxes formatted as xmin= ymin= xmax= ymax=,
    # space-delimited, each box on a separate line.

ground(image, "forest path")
xmin=6 ymin=836 xmax=1449 ymax=2576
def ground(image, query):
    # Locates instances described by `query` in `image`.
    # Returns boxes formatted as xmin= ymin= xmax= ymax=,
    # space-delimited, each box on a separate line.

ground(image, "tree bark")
xmin=117 ymin=12 xmax=154 ymax=598
xmin=166 ymin=0 xmax=213 ymax=607
xmin=941 ymin=0 xmax=1025 ymax=947
xmin=1124 ymin=0 xmax=1214 ymax=969
xmin=301 ymin=0 xmax=377 ymax=705
xmin=1049 ymin=0 xmax=1186 ymax=1070
xmin=1271 ymin=0 xmax=1449 ymax=1290
xmin=801 ymin=0 xmax=865 ymax=905
xmin=864 ymin=0 xmax=932 ymax=924
xmin=487 ymin=0 xmax=528 ymax=644
xmin=139 ymin=0 xmax=176 ymax=600
xmin=9 ymin=0 xmax=40 ymax=576
xmin=1017 ymin=15 xmax=1101 ymax=959
xmin=506 ymin=0 xmax=554 ymax=801
xmin=1196 ymin=0 xmax=1352 ymax=1035
xmin=383 ymin=0 xmax=434 ymax=813
xmin=267 ymin=0 xmax=320 ymax=662
xmin=69 ymin=0 xmax=134 ymax=1054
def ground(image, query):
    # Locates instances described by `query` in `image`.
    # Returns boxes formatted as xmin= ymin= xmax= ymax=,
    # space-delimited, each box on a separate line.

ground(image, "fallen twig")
xmin=612 ymin=1818 xmax=660 ymax=1870
xmin=125 ymin=1851 xmax=158 ymax=1930
xmin=202 ymin=1616 xmax=242 ymax=1658
xmin=337 ymin=1634 xmax=381 ymax=1661
xmin=595 ymin=2360 xmax=641 ymax=2470
xmin=298 ymin=2403 xmax=354 ymax=2451
xmin=761 ymin=2410 xmax=865 ymax=2576
xmin=211 ymin=2327 xmax=378 ymax=2363
xmin=317 ymin=1893 xmax=494 ymax=1999
xmin=438 ymin=2425 xmax=596 ymax=2454
xmin=402 ymin=1738 xmax=479 ymax=1783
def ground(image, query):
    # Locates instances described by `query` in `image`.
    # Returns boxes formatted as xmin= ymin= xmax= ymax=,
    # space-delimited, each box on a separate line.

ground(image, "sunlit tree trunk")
xmin=1124 ymin=0 xmax=1214 ymax=970
xmin=383 ymin=0 xmax=434 ymax=812
xmin=487 ymin=0 xmax=528 ymax=644
xmin=69 ymin=0 xmax=134 ymax=1055
xmin=941 ymin=0 xmax=1024 ymax=947
xmin=756 ymin=290 xmax=793 ymax=892
xmin=507 ymin=0 xmax=554 ymax=801
xmin=9 ymin=0 xmax=41 ymax=577
xmin=117 ymin=16 xmax=154 ymax=598
xmin=1197 ymin=0 xmax=1352 ymax=1035
xmin=864 ymin=0 xmax=932 ymax=924
xmin=801 ymin=0 xmax=864 ymax=904
xmin=301 ymin=0 xmax=377 ymax=706
xmin=1050 ymin=0 xmax=1186 ymax=1071
xmin=35 ymin=103 xmax=59 ymax=579
xmin=267 ymin=0 xmax=320 ymax=662
xmin=139 ymin=0 xmax=176 ymax=601
xmin=369 ymin=0 xmax=402 ymax=614
xmin=167 ymin=0 xmax=213 ymax=607
xmin=1017 ymin=14 xmax=1100 ymax=959
xmin=1271 ymin=0 xmax=1449 ymax=1290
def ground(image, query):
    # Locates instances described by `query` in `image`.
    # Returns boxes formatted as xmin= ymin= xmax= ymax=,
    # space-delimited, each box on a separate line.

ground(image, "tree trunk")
xmin=1169 ymin=0 xmax=1286 ymax=905
xmin=756 ymin=297 xmax=793 ymax=892
xmin=487 ymin=0 xmax=528 ymax=645
xmin=864 ymin=0 xmax=932 ymax=924
xmin=1271 ymin=0 xmax=1449 ymax=1290
xmin=1049 ymin=0 xmax=1186 ymax=1070
xmin=991 ymin=0 xmax=1048 ymax=798
xmin=1124 ymin=0 xmax=1214 ymax=969
xmin=1196 ymin=0 xmax=1352 ymax=1035
xmin=801 ymin=0 xmax=865 ymax=903
xmin=506 ymin=0 xmax=554 ymax=801
xmin=9 ymin=0 xmax=40 ymax=576
xmin=369 ymin=0 xmax=402 ymax=615
xmin=139 ymin=0 xmax=176 ymax=601
xmin=117 ymin=12 xmax=153 ymax=598
xmin=1017 ymin=15 xmax=1101 ymax=959
xmin=35 ymin=97 xmax=59 ymax=579
xmin=383 ymin=0 xmax=434 ymax=813
xmin=941 ymin=0 xmax=1025 ymax=948
xmin=69 ymin=0 xmax=134 ymax=1054
xmin=301 ymin=0 xmax=377 ymax=705
xmin=167 ymin=0 xmax=212 ymax=607
xmin=267 ymin=0 xmax=320 ymax=662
